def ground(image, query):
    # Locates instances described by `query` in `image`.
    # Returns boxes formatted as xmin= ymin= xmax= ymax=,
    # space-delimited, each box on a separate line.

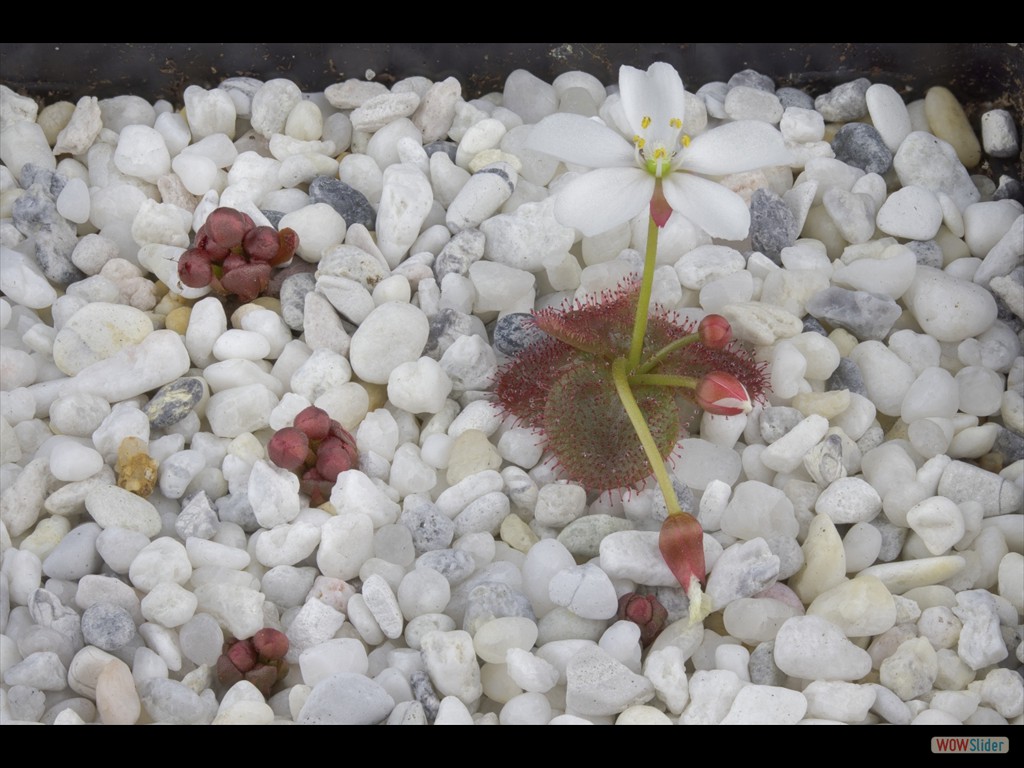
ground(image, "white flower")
xmin=527 ymin=62 xmax=792 ymax=239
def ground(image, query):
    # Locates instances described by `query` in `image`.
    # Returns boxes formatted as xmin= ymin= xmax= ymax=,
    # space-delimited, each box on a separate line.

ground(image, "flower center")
xmin=633 ymin=115 xmax=689 ymax=179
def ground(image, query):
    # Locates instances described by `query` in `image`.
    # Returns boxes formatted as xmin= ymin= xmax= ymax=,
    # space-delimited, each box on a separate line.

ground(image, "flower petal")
xmin=680 ymin=120 xmax=793 ymax=175
xmin=662 ymin=174 xmax=751 ymax=240
xmin=554 ymin=167 xmax=654 ymax=236
xmin=619 ymin=62 xmax=686 ymax=146
xmin=526 ymin=113 xmax=635 ymax=169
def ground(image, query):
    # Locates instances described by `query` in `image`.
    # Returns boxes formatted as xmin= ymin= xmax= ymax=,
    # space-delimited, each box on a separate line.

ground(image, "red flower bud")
xmin=658 ymin=511 xmax=706 ymax=591
xmin=698 ymin=314 xmax=732 ymax=349
xmin=695 ymin=371 xmax=752 ymax=416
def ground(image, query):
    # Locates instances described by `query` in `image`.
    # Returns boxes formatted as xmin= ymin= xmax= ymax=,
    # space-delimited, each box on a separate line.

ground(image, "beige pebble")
xmin=789 ymin=514 xmax=847 ymax=603
xmin=861 ymin=555 xmax=966 ymax=594
xmin=96 ymin=658 xmax=141 ymax=725
xmin=924 ymin=86 xmax=982 ymax=169
xmin=807 ymin=574 xmax=897 ymax=637
xmin=500 ymin=512 xmax=539 ymax=553
xmin=792 ymin=389 xmax=851 ymax=420
xmin=164 ymin=305 xmax=192 ymax=335
xmin=446 ymin=428 xmax=501 ymax=485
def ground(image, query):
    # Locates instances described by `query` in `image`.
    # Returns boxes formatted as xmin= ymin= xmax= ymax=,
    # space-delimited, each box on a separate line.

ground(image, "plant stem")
xmin=629 ymin=373 xmax=700 ymax=389
xmin=627 ymin=216 xmax=660 ymax=370
xmin=611 ymin=357 xmax=682 ymax=516
xmin=637 ymin=331 xmax=702 ymax=374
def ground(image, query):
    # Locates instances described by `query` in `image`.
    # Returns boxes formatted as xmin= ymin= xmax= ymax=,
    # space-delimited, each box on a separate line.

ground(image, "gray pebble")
xmin=261 ymin=209 xmax=285 ymax=228
xmin=937 ymin=460 xmax=1024 ymax=517
xmin=827 ymin=357 xmax=867 ymax=396
xmin=11 ymin=185 xmax=83 ymax=285
xmin=803 ymin=316 xmax=828 ymax=335
xmin=765 ymin=534 xmax=805 ymax=580
xmin=215 ymin=491 xmax=259 ymax=532
xmin=651 ymin=586 xmax=689 ymax=624
xmin=175 ymin=491 xmax=220 ymax=540
xmin=145 ymin=376 xmax=204 ymax=428
xmin=28 ymin=589 xmax=81 ymax=644
xmin=493 ymin=312 xmax=547 ymax=357
xmin=138 ymin=678 xmax=217 ymax=724
xmin=415 ymin=548 xmax=476 ymax=585
xmin=410 ymin=670 xmax=441 ymax=723
xmin=806 ymin=287 xmax=902 ymax=341
xmin=463 ymin=582 xmax=535 ymax=635
xmin=81 ymin=602 xmax=137 ymax=651
xmin=905 ymin=240 xmax=945 ymax=269
xmin=279 ymin=271 xmax=317 ymax=331
xmin=6 ymin=684 xmax=46 ymax=722
xmin=178 ymin=612 xmax=224 ymax=667
xmin=20 ymin=163 xmax=66 ymax=198
xmin=993 ymin=425 xmax=1024 ymax=462
xmin=776 ymin=87 xmax=814 ymax=110
xmin=832 ymin=122 xmax=893 ymax=175
xmin=750 ymin=641 xmax=786 ymax=686
xmin=728 ymin=68 xmax=775 ymax=92
xmin=297 ymin=672 xmax=395 ymax=725
xmin=759 ymin=406 xmax=805 ymax=443
xmin=424 ymin=140 xmax=457 ymax=163
xmin=3 ymin=651 xmax=67 ymax=691
xmin=814 ymin=78 xmax=871 ymax=122
xmin=401 ymin=497 xmax=455 ymax=553
xmin=750 ymin=188 xmax=799 ymax=262
xmin=42 ymin=522 xmax=102 ymax=581
xmin=870 ymin=517 xmax=908 ymax=563
xmin=42 ymin=696 xmax=96 ymax=724
xmin=992 ymin=175 xmax=1024 ymax=205
xmin=309 ymin=176 xmax=376 ymax=230
xmin=424 ymin=307 xmax=477 ymax=359
xmin=433 ymin=228 xmax=485 ymax=281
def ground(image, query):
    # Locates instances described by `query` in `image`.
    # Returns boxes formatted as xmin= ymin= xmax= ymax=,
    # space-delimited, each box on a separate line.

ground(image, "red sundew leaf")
xmin=533 ymin=282 xmax=638 ymax=357
xmin=493 ymin=278 xmax=768 ymax=493
xmin=542 ymin=355 xmax=679 ymax=491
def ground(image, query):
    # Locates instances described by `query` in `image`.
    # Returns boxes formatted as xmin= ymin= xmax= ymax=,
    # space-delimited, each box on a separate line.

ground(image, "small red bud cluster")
xmin=267 ymin=406 xmax=358 ymax=506
xmin=216 ymin=628 xmax=290 ymax=697
xmin=178 ymin=206 xmax=299 ymax=302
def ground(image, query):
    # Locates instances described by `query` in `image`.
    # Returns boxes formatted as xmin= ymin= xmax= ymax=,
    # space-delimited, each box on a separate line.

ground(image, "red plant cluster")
xmin=178 ymin=206 xmax=298 ymax=302
xmin=216 ymin=628 xmax=289 ymax=697
xmin=267 ymin=405 xmax=358 ymax=506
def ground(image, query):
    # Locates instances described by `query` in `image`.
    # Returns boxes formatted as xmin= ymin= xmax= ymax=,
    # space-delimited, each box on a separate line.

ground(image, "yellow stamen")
xmin=652 ymin=147 xmax=668 ymax=160
xmin=680 ymin=134 xmax=691 ymax=147
xmin=641 ymin=116 xmax=651 ymax=129
xmin=669 ymin=117 xmax=682 ymax=129
xmin=634 ymin=136 xmax=645 ymax=149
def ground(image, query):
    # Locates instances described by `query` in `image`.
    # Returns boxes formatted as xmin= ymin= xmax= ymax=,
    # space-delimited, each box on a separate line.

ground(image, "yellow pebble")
xmin=925 ymin=86 xmax=982 ymax=169
xmin=20 ymin=516 xmax=71 ymax=561
xmin=164 ymin=306 xmax=192 ymax=335
xmin=792 ymin=389 xmax=851 ymax=420
xmin=446 ymin=429 xmax=502 ymax=485
xmin=116 ymin=436 xmax=159 ymax=497
xmin=500 ymin=513 xmax=539 ymax=554
xmin=827 ymin=328 xmax=859 ymax=357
